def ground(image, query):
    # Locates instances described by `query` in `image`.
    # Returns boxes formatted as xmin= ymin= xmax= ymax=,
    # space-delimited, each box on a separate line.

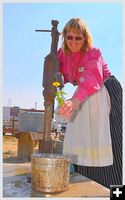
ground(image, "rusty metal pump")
xmin=36 ymin=20 xmax=64 ymax=153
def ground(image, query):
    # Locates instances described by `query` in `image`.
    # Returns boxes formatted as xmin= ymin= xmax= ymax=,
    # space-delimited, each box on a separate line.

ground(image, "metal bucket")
xmin=31 ymin=153 xmax=70 ymax=193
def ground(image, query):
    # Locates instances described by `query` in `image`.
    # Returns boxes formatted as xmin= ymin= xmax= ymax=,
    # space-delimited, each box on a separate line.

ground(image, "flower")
xmin=52 ymin=82 xmax=60 ymax=87
xmin=52 ymin=81 xmax=66 ymax=106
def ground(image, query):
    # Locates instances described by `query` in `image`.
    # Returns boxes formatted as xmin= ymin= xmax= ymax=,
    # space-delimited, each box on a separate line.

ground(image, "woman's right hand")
xmin=59 ymin=98 xmax=80 ymax=120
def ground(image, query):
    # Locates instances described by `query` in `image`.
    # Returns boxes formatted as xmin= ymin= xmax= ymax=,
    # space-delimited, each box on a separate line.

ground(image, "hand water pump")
xmin=35 ymin=20 xmax=64 ymax=153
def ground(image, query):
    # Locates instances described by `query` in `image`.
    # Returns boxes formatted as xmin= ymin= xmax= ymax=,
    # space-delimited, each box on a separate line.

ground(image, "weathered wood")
xmin=17 ymin=133 xmax=33 ymax=161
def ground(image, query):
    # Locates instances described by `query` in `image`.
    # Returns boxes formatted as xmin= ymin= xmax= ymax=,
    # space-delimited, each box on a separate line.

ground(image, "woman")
xmin=57 ymin=17 xmax=122 ymax=188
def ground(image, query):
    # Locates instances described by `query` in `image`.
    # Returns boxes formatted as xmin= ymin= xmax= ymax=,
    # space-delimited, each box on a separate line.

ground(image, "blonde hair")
xmin=61 ymin=17 xmax=93 ymax=54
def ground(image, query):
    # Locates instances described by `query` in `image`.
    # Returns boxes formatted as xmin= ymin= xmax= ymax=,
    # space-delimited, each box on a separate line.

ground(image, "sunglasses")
xmin=65 ymin=35 xmax=83 ymax=41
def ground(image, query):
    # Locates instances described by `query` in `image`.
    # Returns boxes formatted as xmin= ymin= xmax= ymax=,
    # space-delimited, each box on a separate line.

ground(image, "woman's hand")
xmin=59 ymin=98 xmax=80 ymax=120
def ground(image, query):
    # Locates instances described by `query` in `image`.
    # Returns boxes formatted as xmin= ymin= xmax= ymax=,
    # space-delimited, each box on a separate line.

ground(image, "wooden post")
xmin=17 ymin=133 xmax=34 ymax=161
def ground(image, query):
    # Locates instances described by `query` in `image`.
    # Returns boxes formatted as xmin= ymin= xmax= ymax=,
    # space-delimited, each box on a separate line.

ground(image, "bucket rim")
xmin=31 ymin=153 xmax=70 ymax=160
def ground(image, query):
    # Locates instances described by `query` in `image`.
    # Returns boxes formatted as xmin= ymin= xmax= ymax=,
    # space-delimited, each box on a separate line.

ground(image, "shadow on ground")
xmin=3 ymin=157 xmax=31 ymax=163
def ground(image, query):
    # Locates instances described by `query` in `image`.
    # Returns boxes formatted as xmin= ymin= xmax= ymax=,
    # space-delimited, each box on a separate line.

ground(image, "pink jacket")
xmin=57 ymin=46 xmax=111 ymax=103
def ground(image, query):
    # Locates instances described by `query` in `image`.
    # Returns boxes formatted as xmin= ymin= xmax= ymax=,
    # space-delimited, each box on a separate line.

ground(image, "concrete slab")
xmin=3 ymin=162 xmax=110 ymax=198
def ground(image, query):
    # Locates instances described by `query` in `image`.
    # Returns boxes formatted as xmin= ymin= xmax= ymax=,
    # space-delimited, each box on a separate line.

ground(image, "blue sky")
xmin=3 ymin=2 xmax=123 ymax=109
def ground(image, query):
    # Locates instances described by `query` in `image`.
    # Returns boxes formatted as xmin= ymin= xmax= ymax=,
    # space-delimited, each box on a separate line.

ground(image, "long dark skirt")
xmin=74 ymin=75 xmax=123 ymax=188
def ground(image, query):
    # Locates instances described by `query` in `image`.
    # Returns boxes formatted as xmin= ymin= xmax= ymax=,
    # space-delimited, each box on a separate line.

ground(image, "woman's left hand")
xmin=59 ymin=98 xmax=80 ymax=120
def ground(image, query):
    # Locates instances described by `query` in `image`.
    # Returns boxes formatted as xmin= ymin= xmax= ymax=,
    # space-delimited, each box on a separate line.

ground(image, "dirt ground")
xmin=3 ymin=134 xmax=41 ymax=163
xmin=3 ymin=135 xmax=18 ymax=162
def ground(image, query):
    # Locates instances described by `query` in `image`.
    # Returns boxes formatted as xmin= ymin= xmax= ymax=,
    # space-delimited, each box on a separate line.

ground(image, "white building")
xmin=3 ymin=106 xmax=11 ymax=121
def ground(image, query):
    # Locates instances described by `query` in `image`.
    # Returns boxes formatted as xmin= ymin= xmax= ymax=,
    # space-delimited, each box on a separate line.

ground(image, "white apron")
xmin=63 ymin=86 xmax=113 ymax=167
